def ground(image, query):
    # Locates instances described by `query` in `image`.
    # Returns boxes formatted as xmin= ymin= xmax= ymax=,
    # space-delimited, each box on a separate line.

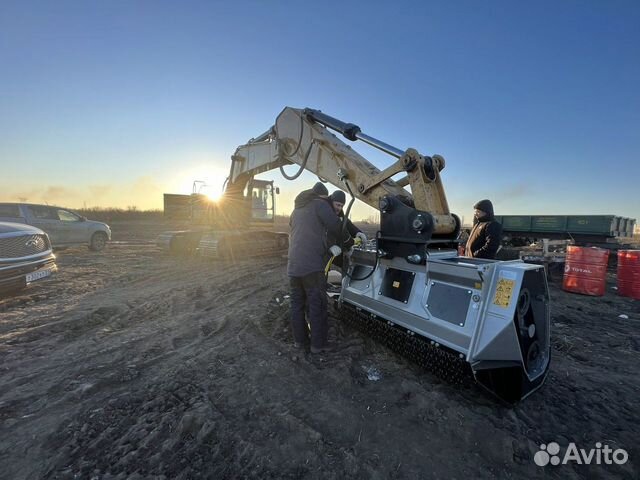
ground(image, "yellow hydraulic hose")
xmin=324 ymin=256 xmax=335 ymax=276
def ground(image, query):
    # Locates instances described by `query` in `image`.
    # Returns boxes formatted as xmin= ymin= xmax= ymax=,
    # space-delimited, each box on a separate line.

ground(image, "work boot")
xmin=310 ymin=345 xmax=331 ymax=354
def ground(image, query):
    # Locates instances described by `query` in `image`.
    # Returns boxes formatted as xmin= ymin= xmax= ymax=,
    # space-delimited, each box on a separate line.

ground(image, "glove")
xmin=329 ymin=245 xmax=342 ymax=257
xmin=355 ymin=232 xmax=367 ymax=243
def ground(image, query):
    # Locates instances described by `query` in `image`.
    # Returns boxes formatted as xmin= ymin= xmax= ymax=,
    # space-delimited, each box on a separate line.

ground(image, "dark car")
xmin=0 ymin=222 xmax=57 ymax=295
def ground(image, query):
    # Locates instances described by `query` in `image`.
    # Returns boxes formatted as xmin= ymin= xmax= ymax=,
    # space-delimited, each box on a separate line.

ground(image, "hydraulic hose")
xmin=279 ymin=140 xmax=318 ymax=180
xmin=342 ymin=180 xmax=379 ymax=282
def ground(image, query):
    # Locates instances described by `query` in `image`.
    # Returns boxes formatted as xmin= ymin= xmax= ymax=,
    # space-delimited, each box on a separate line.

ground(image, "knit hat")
xmin=473 ymin=199 xmax=494 ymax=216
xmin=312 ymin=182 xmax=329 ymax=196
xmin=330 ymin=190 xmax=346 ymax=204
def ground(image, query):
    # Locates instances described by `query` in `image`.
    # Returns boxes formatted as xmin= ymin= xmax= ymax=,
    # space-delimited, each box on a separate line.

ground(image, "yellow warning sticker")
xmin=493 ymin=278 xmax=515 ymax=307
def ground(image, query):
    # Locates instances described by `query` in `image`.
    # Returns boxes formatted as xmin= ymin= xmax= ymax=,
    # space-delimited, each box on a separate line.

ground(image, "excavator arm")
xmin=227 ymin=107 xmax=459 ymax=246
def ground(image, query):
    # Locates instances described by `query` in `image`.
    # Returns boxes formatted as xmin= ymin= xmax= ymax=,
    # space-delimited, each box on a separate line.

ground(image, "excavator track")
xmin=339 ymin=301 xmax=473 ymax=387
xmin=197 ymin=231 xmax=288 ymax=260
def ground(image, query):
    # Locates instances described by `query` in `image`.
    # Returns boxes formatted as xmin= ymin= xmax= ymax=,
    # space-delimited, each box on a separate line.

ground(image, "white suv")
xmin=0 ymin=203 xmax=112 ymax=251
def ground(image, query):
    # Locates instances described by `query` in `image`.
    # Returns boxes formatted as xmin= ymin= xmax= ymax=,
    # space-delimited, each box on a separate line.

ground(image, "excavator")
xmin=157 ymin=178 xmax=288 ymax=258
xmin=159 ymin=106 xmax=551 ymax=403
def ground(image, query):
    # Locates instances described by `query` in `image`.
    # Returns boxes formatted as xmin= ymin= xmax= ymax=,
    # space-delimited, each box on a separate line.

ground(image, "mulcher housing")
xmin=342 ymin=248 xmax=550 ymax=403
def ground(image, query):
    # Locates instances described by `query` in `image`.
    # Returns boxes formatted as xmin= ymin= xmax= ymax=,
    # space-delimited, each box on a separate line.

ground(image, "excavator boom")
xmin=229 ymin=107 xmax=458 ymax=238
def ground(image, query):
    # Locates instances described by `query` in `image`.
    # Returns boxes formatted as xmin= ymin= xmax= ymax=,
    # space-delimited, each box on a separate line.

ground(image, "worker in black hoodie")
xmin=288 ymin=182 xmax=343 ymax=353
xmin=464 ymin=199 xmax=503 ymax=259
xmin=326 ymin=190 xmax=364 ymax=270
xmin=328 ymin=190 xmax=367 ymax=244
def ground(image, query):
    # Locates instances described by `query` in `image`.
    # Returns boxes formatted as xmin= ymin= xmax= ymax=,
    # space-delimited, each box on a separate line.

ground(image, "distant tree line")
xmin=76 ymin=206 xmax=163 ymax=222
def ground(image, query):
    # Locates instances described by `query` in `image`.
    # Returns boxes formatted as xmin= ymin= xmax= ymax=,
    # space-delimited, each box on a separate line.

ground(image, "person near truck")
xmin=464 ymin=199 xmax=503 ymax=259
xmin=287 ymin=182 xmax=343 ymax=354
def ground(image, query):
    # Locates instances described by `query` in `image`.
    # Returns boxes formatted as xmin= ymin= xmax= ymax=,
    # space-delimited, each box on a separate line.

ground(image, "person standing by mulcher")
xmin=288 ymin=182 xmax=343 ymax=354
xmin=327 ymin=190 xmax=367 ymax=270
xmin=465 ymin=199 xmax=503 ymax=259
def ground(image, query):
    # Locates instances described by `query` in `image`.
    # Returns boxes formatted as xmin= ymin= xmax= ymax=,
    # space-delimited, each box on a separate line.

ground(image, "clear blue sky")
xmin=1 ymin=0 xmax=638 ymax=223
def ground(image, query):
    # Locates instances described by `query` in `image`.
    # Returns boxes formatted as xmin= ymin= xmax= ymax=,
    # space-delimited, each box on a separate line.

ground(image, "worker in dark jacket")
xmin=329 ymin=191 xmax=367 ymax=243
xmin=465 ymin=199 xmax=503 ymax=259
xmin=328 ymin=190 xmax=367 ymax=270
xmin=288 ymin=182 xmax=343 ymax=353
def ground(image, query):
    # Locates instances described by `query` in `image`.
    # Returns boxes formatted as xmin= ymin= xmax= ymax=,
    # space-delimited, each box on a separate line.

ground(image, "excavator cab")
xmin=247 ymin=179 xmax=276 ymax=222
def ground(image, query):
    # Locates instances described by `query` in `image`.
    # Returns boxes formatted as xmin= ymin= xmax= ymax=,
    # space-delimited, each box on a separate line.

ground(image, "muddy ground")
xmin=0 ymin=220 xmax=638 ymax=479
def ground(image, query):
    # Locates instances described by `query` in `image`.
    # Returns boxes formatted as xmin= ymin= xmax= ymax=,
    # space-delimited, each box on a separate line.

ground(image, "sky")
xmin=1 ymin=0 xmax=639 ymax=223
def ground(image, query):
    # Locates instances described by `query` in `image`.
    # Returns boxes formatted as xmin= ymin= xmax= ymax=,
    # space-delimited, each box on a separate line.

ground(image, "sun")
xmin=189 ymin=178 xmax=225 ymax=202
xmin=204 ymin=190 xmax=223 ymax=202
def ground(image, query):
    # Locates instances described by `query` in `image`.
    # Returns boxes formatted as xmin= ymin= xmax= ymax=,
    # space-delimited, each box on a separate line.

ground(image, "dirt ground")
xmin=1 ymin=220 xmax=638 ymax=479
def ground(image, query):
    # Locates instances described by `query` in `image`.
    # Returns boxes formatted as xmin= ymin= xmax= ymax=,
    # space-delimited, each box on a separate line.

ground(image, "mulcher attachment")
xmin=340 ymin=250 xmax=551 ymax=404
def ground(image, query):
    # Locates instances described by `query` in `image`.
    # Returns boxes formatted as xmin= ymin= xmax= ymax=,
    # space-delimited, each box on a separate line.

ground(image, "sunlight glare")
xmin=204 ymin=189 xmax=223 ymax=202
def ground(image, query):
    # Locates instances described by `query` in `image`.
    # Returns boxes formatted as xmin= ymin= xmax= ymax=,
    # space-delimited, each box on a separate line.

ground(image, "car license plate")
xmin=26 ymin=268 xmax=52 ymax=283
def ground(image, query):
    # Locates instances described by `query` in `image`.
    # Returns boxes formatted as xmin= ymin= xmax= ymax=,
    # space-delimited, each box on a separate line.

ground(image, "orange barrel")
xmin=562 ymin=246 xmax=609 ymax=296
xmin=617 ymin=250 xmax=640 ymax=300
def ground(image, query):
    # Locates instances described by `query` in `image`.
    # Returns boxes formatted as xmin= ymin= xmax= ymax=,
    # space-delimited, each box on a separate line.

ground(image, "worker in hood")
xmin=288 ymin=182 xmax=342 ymax=354
xmin=464 ymin=199 xmax=503 ymax=259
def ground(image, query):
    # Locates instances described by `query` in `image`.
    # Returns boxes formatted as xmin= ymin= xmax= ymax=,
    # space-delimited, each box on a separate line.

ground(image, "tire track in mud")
xmin=23 ymin=251 xmax=373 ymax=478
xmin=1 ymin=249 xmax=292 ymax=479
xmin=2 ymin=255 xmax=283 ymax=388
xmin=41 ymin=337 xmax=387 ymax=479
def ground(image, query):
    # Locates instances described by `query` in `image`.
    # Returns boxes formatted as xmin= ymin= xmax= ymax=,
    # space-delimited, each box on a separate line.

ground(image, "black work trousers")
xmin=289 ymin=271 xmax=328 ymax=349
